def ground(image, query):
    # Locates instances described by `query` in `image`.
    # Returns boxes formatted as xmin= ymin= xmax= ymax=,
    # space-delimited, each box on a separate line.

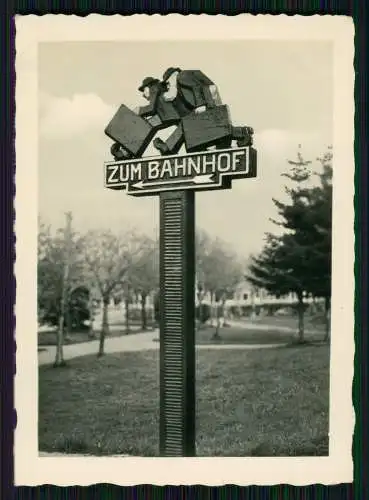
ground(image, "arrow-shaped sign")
xmin=131 ymin=174 xmax=214 ymax=190
xmin=104 ymin=146 xmax=257 ymax=196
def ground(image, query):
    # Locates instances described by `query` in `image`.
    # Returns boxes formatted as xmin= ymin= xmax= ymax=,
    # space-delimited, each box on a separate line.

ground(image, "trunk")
xmin=222 ymin=297 xmax=229 ymax=327
xmin=213 ymin=308 xmax=221 ymax=340
xmin=212 ymin=295 xmax=221 ymax=340
xmin=141 ymin=293 xmax=147 ymax=331
xmin=297 ymin=294 xmax=305 ymax=343
xmin=64 ymin=296 xmax=72 ymax=341
xmin=54 ymin=212 xmax=72 ymax=367
xmin=209 ymin=291 xmax=215 ymax=327
xmin=125 ymin=298 xmax=130 ymax=334
xmin=55 ymin=285 xmax=67 ymax=367
xmin=87 ymin=294 xmax=95 ymax=338
xmin=150 ymin=295 xmax=156 ymax=329
xmin=251 ymin=293 xmax=256 ymax=320
xmin=196 ymin=291 xmax=203 ymax=331
xmin=54 ymin=312 xmax=65 ymax=367
xmin=154 ymin=293 xmax=160 ymax=326
xmin=324 ymin=296 xmax=331 ymax=342
xmin=98 ymin=298 xmax=109 ymax=357
xmin=251 ymin=303 xmax=256 ymax=320
xmin=152 ymin=300 xmax=156 ymax=329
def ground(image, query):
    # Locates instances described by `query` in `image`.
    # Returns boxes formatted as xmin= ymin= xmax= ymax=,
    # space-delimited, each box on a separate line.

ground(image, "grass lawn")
xmin=39 ymin=344 xmax=330 ymax=457
xmin=191 ymin=322 xmax=326 ymax=345
xmin=236 ymin=315 xmax=326 ymax=332
xmin=152 ymin=325 xmax=324 ymax=345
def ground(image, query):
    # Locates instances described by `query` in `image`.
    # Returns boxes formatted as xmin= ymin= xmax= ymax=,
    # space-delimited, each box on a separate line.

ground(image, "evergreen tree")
xmin=247 ymin=145 xmax=332 ymax=343
xmin=303 ymin=148 xmax=332 ymax=340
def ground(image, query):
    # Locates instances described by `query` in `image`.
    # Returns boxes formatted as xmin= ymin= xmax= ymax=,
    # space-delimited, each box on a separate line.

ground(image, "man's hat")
xmin=162 ymin=67 xmax=181 ymax=82
xmin=138 ymin=77 xmax=160 ymax=92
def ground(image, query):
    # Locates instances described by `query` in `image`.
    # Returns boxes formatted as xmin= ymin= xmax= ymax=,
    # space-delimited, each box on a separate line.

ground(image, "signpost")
xmin=159 ymin=190 xmax=196 ymax=456
xmin=103 ymin=68 xmax=257 ymax=457
xmin=105 ymin=147 xmax=256 ymax=196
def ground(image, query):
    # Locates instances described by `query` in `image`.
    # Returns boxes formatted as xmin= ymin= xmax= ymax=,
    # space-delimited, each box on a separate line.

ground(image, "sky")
xmin=38 ymin=40 xmax=333 ymax=259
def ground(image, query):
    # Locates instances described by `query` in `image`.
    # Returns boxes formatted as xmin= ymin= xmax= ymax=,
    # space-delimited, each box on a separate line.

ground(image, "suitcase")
xmin=181 ymin=105 xmax=232 ymax=152
xmin=104 ymin=104 xmax=155 ymax=157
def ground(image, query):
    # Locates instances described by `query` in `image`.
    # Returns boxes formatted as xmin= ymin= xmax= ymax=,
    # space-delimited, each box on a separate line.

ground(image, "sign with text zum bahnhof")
xmin=103 ymin=67 xmax=257 ymax=196
xmin=103 ymin=67 xmax=257 ymax=457
xmin=104 ymin=146 xmax=256 ymax=196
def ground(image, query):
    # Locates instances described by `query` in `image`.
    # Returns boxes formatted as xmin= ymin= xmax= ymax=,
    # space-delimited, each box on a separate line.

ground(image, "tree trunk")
xmin=197 ymin=290 xmax=204 ymax=331
xmin=251 ymin=293 xmax=256 ymax=320
xmin=209 ymin=291 xmax=214 ymax=327
xmin=98 ymin=298 xmax=109 ymax=357
xmin=324 ymin=296 xmax=331 ymax=342
xmin=87 ymin=293 xmax=95 ymax=338
xmin=212 ymin=296 xmax=221 ymax=340
xmin=213 ymin=308 xmax=221 ymax=340
xmin=154 ymin=293 xmax=160 ymax=326
xmin=152 ymin=300 xmax=156 ymax=329
xmin=125 ymin=298 xmax=130 ymax=334
xmin=222 ymin=297 xmax=229 ymax=327
xmin=64 ymin=295 xmax=72 ymax=341
xmin=141 ymin=293 xmax=147 ymax=330
xmin=54 ymin=312 xmax=66 ymax=367
xmin=297 ymin=294 xmax=305 ymax=343
xmin=54 ymin=212 xmax=72 ymax=367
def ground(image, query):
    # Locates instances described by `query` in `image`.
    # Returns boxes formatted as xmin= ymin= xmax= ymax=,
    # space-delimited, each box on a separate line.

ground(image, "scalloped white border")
xmin=14 ymin=14 xmax=355 ymax=486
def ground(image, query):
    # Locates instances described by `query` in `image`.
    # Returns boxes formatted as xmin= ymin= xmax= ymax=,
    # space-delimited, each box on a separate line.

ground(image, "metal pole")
xmin=159 ymin=190 xmax=196 ymax=456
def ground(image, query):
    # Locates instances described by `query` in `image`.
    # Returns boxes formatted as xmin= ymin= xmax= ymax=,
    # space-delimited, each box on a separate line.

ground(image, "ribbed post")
xmin=159 ymin=190 xmax=196 ymax=456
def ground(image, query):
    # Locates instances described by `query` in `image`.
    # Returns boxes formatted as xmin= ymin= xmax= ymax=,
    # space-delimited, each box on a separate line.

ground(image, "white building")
xmin=195 ymin=277 xmax=317 ymax=308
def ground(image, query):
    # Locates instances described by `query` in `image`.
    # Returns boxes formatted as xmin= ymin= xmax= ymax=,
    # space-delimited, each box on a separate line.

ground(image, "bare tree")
xmin=196 ymin=230 xmax=214 ymax=328
xmin=196 ymin=230 xmax=243 ymax=339
xmin=83 ymin=229 xmax=149 ymax=356
xmin=38 ymin=214 xmax=86 ymax=364
xmin=129 ymin=235 xmax=159 ymax=331
xmin=55 ymin=212 xmax=72 ymax=367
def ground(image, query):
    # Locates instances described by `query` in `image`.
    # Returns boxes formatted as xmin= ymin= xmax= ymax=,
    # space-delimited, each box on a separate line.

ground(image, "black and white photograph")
xmin=15 ymin=15 xmax=354 ymax=486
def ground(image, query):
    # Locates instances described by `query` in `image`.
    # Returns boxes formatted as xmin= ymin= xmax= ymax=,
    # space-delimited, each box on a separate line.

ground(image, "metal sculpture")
xmin=105 ymin=67 xmax=254 ymax=161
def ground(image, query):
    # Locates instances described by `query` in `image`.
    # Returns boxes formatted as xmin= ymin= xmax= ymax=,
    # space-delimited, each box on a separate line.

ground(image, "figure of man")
xmin=137 ymin=76 xmax=181 ymax=130
xmin=107 ymin=76 xmax=182 ymax=161
xmin=153 ymin=67 xmax=253 ymax=155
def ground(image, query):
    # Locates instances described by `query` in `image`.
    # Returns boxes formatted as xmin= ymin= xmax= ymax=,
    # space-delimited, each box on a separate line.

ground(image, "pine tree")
xmin=248 ymin=146 xmax=315 ymax=343
xmin=303 ymin=148 xmax=332 ymax=341
xmin=248 ymin=145 xmax=333 ymax=343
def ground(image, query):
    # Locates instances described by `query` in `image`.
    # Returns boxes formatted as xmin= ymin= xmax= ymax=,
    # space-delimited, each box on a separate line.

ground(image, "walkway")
xmin=38 ymin=328 xmax=286 ymax=366
xmin=38 ymin=331 xmax=158 ymax=366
